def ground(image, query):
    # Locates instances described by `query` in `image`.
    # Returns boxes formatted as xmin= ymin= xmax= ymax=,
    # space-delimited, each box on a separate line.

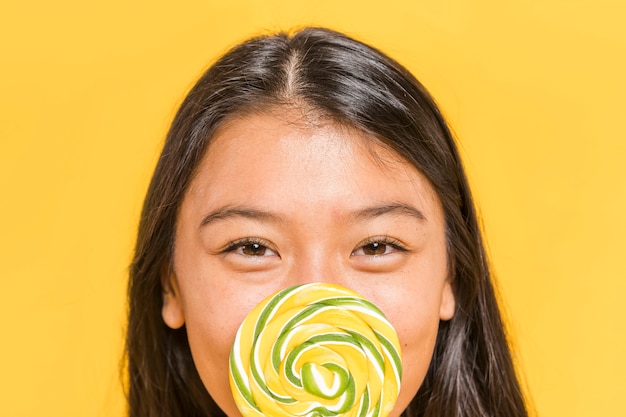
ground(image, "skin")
xmin=162 ymin=111 xmax=455 ymax=417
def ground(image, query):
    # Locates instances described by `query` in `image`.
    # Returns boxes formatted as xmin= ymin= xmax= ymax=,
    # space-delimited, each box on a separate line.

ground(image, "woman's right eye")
xmin=223 ymin=239 xmax=278 ymax=257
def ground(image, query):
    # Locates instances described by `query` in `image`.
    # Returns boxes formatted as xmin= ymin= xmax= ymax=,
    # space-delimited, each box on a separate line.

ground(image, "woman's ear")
xmin=439 ymin=280 xmax=456 ymax=321
xmin=162 ymin=271 xmax=185 ymax=329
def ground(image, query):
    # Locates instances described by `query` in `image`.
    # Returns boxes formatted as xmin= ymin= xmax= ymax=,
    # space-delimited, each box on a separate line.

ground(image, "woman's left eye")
xmin=351 ymin=238 xmax=406 ymax=256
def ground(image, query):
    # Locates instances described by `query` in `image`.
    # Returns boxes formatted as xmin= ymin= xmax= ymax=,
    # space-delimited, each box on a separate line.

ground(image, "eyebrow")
xmin=199 ymin=202 xmax=427 ymax=228
xmin=199 ymin=205 xmax=283 ymax=228
xmin=350 ymin=203 xmax=428 ymax=223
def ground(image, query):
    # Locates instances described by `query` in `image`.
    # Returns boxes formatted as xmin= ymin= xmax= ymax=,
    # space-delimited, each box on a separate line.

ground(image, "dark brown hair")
xmin=127 ymin=27 xmax=528 ymax=417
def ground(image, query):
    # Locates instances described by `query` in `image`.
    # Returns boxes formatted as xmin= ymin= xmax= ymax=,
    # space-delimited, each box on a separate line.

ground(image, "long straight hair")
xmin=127 ymin=27 xmax=528 ymax=417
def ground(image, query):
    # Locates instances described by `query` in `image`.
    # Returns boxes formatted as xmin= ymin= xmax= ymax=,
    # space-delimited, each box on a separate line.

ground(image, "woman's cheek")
xmin=183 ymin=293 xmax=247 ymax=416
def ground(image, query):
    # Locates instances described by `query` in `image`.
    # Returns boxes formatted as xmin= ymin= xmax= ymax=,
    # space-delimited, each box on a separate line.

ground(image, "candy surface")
xmin=229 ymin=283 xmax=402 ymax=417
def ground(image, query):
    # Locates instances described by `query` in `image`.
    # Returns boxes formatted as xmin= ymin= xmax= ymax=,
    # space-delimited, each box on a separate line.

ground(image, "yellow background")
xmin=1 ymin=0 xmax=624 ymax=415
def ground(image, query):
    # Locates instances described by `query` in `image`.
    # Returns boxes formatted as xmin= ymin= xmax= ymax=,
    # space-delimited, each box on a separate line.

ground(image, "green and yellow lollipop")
xmin=229 ymin=283 xmax=402 ymax=417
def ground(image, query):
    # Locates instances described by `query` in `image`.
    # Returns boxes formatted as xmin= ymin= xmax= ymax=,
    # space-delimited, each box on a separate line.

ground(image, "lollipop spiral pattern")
xmin=229 ymin=283 xmax=402 ymax=417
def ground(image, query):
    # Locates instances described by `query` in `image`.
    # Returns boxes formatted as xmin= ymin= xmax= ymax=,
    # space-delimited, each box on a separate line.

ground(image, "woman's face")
xmin=163 ymin=112 xmax=455 ymax=417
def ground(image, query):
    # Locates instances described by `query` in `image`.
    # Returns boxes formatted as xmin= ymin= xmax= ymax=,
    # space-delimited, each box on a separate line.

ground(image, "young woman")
xmin=126 ymin=27 xmax=529 ymax=417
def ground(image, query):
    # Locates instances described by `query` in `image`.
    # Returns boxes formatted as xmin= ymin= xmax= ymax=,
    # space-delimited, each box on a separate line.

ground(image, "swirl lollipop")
xmin=229 ymin=283 xmax=402 ymax=417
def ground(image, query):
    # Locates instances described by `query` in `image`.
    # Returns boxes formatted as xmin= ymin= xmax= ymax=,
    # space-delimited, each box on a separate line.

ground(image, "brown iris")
xmin=241 ymin=243 xmax=268 ymax=256
xmin=361 ymin=242 xmax=388 ymax=255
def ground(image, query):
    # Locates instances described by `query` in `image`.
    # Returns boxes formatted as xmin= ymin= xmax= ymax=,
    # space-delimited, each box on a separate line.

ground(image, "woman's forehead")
xmin=208 ymin=110 xmax=420 ymax=173
xmin=182 ymin=112 xmax=442 ymax=223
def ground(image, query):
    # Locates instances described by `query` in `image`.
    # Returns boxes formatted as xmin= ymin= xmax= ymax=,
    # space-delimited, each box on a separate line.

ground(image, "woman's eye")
xmin=352 ymin=238 xmax=405 ymax=256
xmin=240 ymin=243 xmax=272 ymax=256
xmin=362 ymin=242 xmax=390 ymax=255
xmin=224 ymin=239 xmax=278 ymax=257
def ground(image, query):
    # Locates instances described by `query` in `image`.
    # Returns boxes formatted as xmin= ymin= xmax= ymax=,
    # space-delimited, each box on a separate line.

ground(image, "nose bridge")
xmin=289 ymin=246 xmax=344 ymax=286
